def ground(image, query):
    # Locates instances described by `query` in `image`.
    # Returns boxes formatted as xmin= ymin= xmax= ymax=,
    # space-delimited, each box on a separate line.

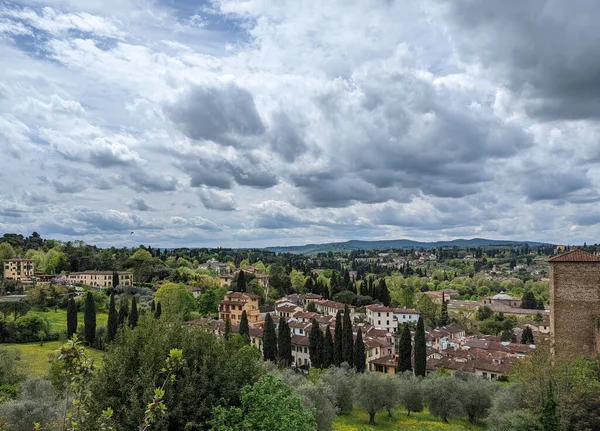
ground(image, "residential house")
xmin=291 ymin=335 xmax=311 ymax=367
xmin=67 ymin=271 xmax=133 ymax=288
xmin=482 ymin=292 xmax=522 ymax=308
xmin=315 ymin=300 xmax=356 ymax=320
xmin=365 ymin=304 xmax=397 ymax=333
xmin=218 ymin=292 xmax=262 ymax=326
xmin=392 ymin=308 xmax=420 ymax=325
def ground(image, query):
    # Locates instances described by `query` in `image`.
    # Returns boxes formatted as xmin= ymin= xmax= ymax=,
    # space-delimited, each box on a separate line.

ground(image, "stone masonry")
xmin=549 ymin=249 xmax=600 ymax=359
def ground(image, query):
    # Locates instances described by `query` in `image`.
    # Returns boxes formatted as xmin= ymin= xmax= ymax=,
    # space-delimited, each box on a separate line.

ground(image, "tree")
xmin=521 ymin=326 xmax=535 ymax=344
xmin=322 ymin=365 xmax=355 ymax=414
xmin=239 ymin=310 xmax=250 ymax=343
xmin=521 ymin=291 xmax=537 ymax=309
xmin=398 ymin=373 xmax=423 ymax=416
xmin=342 ymin=305 xmax=353 ymax=367
xmin=423 ymin=376 xmax=465 ymax=423
xmin=413 ymin=316 xmax=426 ymax=377
xmin=460 ymin=375 xmax=495 ymax=424
xmin=353 ymin=327 xmax=366 ymax=373
xmin=322 ymin=325 xmax=334 ymax=368
xmin=309 ymin=319 xmax=324 ymax=369
xmin=67 ymin=296 xmax=77 ymax=338
xmin=381 ymin=375 xmax=402 ymax=417
xmin=118 ymin=302 xmax=128 ymax=326
xmin=224 ymin=317 xmax=232 ymax=341
xmin=440 ymin=293 xmax=449 ymax=326
xmin=107 ymin=293 xmax=118 ymax=342
xmin=129 ymin=296 xmax=139 ymax=328
xmin=0 ymin=242 xmax=15 ymax=262
xmin=377 ymin=279 xmax=391 ymax=306
xmin=333 ymin=311 xmax=343 ymax=366
xmin=540 ymin=380 xmax=559 ymax=431
xmin=397 ymin=323 xmax=412 ymax=373
xmin=83 ymin=292 xmax=96 ymax=345
xmin=278 ymin=319 xmax=292 ymax=367
xmin=296 ymin=380 xmax=337 ymax=431
xmin=263 ymin=313 xmax=277 ymax=361
xmin=113 ymin=270 xmax=119 ymax=287
xmin=154 ymin=302 xmax=162 ymax=319
xmin=236 ymin=270 xmax=246 ymax=292
xmin=306 ymin=301 xmax=317 ymax=313
xmin=477 ymin=305 xmax=494 ymax=321
xmin=354 ymin=372 xmax=388 ymax=425
xmin=488 ymin=410 xmax=543 ymax=431
xmin=198 ymin=289 xmax=218 ymax=316
xmin=154 ymin=283 xmax=195 ymax=319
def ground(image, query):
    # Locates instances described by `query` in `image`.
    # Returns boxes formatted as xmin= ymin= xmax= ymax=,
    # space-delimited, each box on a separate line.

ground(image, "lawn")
xmin=2 ymin=341 xmax=104 ymax=378
xmin=30 ymin=309 xmax=108 ymax=334
xmin=334 ymin=409 xmax=485 ymax=431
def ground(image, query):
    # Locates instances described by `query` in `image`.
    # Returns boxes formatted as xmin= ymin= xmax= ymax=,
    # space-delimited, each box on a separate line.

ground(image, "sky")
xmin=1 ymin=0 xmax=599 ymax=248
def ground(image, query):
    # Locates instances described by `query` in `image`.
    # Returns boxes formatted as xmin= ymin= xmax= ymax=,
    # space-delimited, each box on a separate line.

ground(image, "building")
xmin=393 ymin=308 xmax=420 ymax=325
xmin=315 ymin=300 xmax=355 ymax=320
xmin=3 ymin=258 xmax=34 ymax=281
xmin=198 ymin=258 xmax=231 ymax=275
xmin=482 ymin=292 xmax=522 ymax=308
xmin=218 ymin=292 xmax=262 ymax=326
xmin=291 ymin=335 xmax=311 ymax=367
xmin=365 ymin=304 xmax=396 ymax=333
xmin=66 ymin=271 xmax=133 ymax=287
xmin=549 ymin=249 xmax=600 ymax=359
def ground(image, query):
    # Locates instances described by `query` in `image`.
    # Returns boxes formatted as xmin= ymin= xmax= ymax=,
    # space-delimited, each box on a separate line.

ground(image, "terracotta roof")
xmin=370 ymin=354 xmax=398 ymax=367
xmin=549 ymin=248 xmax=600 ymax=262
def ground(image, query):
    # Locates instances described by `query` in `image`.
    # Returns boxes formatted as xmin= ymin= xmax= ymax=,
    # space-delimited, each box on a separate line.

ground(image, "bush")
xmin=487 ymin=410 xmax=542 ymax=431
xmin=321 ymin=365 xmax=355 ymax=414
xmin=423 ymin=376 xmax=466 ymax=423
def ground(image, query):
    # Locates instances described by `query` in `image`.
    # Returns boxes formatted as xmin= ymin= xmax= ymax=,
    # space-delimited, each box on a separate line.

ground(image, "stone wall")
xmin=550 ymin=262 xmax=600 ymax=359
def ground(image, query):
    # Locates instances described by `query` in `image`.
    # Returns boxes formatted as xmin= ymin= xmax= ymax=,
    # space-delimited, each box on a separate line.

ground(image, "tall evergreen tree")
xmin=236 ymin=270 xmax=246 ymax=292
xmin=343 ymin=269 xmax=351 ymax=291
xmin=67 ymin=296 xmax=77 ymax=338
xmin=540 ymin=380 xmax=559 ymax=431
xmin=304 ymin=277 xmax=314 ymax=293
xmin=263 ymin=313 xmax=277 ymax=361
xmin=150 ymin=300 xmax=156 ymax=313
xmin=154 ymin=302 xmax=162 ymax=319
xmin=353 ymin=327 xmax=366 ymax=373
xmin=277 ymin=319 xmax=293 ymax=367
xmin=224 ymin=317 xmax=232 ymax=341
xmin=113 ymin=271 xmax=119 ymax=287
xmin=414 ymin=316 xmax=426 ymax=377
xmin=323 ymin=324 xmax=334 ymax=368
xmin=440 ymin=293 xmax=449 ymax=326
xmin=84 ymin=292 xmax=96 ymax=345
xmin=118 ymin=301 xmax=128 ymax=327
xmin=397 ymin=323 xmax=412 ymax=372
xmin=521 ymin=326 xmax=535 ymax=345
xmin=342 ymin=305 xmax=354 ymax=367
xmin=128 ymin=296 xmax=139 ymax=328
xmin=334 ymin=311 xmax=343 ymax=366
xmin=378 ymin=278 xmax=391 ymax=306
xmin=309 ymin=318 xmax=324 ymax=368
xmin=107 ymin=293 xmax=118 ymax=342
xmin=239 ymin=310 xmax=250 ymax=343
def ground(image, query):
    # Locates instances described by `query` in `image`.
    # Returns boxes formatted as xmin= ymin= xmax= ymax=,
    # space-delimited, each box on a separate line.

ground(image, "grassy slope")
xmin=3 ymin=341 xmax=104 ymax=378
xmin=30 ymin=309 xmax=108 ymax=333
xmin=334 ymin=409 xmax=485 ymax=431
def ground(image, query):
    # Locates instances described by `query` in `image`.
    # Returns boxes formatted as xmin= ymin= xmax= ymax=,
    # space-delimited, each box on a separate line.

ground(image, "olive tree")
xmin=354 ymin=373 xmax=388 ymax=425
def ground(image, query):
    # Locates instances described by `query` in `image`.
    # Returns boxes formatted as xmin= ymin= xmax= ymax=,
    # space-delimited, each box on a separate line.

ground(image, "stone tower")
xmin=549 ymin=249 xmax=600 ymax=359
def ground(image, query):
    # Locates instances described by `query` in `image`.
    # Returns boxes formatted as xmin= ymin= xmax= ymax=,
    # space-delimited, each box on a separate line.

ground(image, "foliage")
xmin=353 ymin=328 xmax=365 ymax=373
xmin=540 ymin=380 xmax=558 ymax=431
xmin=398 ymin=372 xmax=424 ymax=416
xmin=309 ymin=319 xmax=324 ymax=368
xmin=520 ymin=326 xmax=534 ymax=344
xmin=413 ymin=317 xmax=426 ymax=377
xmin=84 ymin=292 xmax=96 ymax=346
xmin=323 ymin=325 xmax=334 ymax=368
xmin=107 ymin=293 xmax=117 ymax=342
xmin=353 ymin=372 xmax=388 ymax=425
xmin=333 ymin=312 xmax=343 ymax=367
xmin=321 ymin=365 xmax=355 ymax=414
xmin=397 ymin=324 xmax=412 ymax=373
xmin=154 ymin=283 xmax=195 ymax=319
xmin=277 ymin=318 xmax=292 ymax=367
xmin=296 ymin=379 xmax=338 ymax=431
xmin=238 ymin=310 xmax=250 ymax=343
xmin=423 ymin=376 xmax=465 ymax=423
xmin=487 ymin=410 xmax=542 ymax=431
xmin=128 ymin=296 xmax=139 ymax=328
xmin=263 ymin=313 xmax=277 ymax=362
xmin=342 ymin=306 xmax=353 ymax=367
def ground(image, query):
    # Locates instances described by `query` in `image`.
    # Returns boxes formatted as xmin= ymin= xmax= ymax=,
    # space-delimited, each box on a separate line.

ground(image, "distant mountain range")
xmin=263 ymin=238 xmax=552 ymax=254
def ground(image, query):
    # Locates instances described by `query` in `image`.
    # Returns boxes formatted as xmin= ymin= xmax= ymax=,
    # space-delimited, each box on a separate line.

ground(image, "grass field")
xmin=2 ymin=341 xmax=104 ymax=378
xmin=334 ymin=409 xmax=485 ymax=431
xmin=29 ymin=309 xmax=108 ymax=334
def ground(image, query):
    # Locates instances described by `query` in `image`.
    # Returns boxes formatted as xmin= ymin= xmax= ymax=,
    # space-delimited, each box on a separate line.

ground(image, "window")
xmin=378 ymin=312 xmax=381 ymax=317
xmin=403 ymin=315 xmax=406 ymax=319
xmin=483 ymin=372 xmax=488 ymax=378
xmin=378 ymin=320 xmax=381 ymax=325
xmin=386 ymin=320 xmax=389 ymax=325
xmin=304 ymin=347 xmax=308 ymax=353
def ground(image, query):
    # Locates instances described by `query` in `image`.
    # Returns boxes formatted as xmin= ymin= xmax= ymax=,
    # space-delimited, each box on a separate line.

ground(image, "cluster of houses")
xmin=190 ymin=289 xmax=537 ymax=379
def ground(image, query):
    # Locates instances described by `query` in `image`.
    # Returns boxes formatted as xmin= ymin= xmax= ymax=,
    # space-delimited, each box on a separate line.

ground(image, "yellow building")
xmin=3 ymin=258 xmax=34 ymax=281
xmin=67 ymin=271 xmax=133 ymax=288
xmin=219 ymin=292 xmax=262 ymax=326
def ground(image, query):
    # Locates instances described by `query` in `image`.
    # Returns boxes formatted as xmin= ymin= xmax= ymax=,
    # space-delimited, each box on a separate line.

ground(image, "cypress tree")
xmin=107 ymin=293 xmax=118 ymax=342
xmin=224 ymin=317 xmax=232 ymax=341
xmin=83 ymin=292 xmax=96 ymax=346
xmin=118 ymin=302 xmax=128 ymax=327
xmin=277 ymin=319 xmax=292 ymax=367
xmin=323 ymin=324 xmax=334 ymax=368
xmin=343 ymin=269 xmax=351 ymax=290
xmin=540 ymin=380 xmax=559 ymax=431
xmin=263 ymin=313 xmax=277 ymax=361
xmin=67 ymin=296 xmax=77 ymax=339
xmin=150 ymin=300 xmax=156 ymax=313
xmin=440 ymin=293 xmax=449 ymax=326
xmin=414 ymin=316 xmax=426 ymax=377
xmin=342 ymin=305 xmax=354 ymax=367
xmin=378 ymin=278 xmax=391 ymax=306
xmin=309 ymin=318 xmax=323 ymax=368
xmin=521 ymin=326 xmax=535 ymax=345
xmin=113 ymin=271 xmax=119 ymax=287
xmin=236 ymin=270 xmax=246 ymax=292
xmin=304 ymin=277 xmax=314 ymax=293
xmin=239 ymin=310 xmax=250 ymax=343
xmin=334 ymin=311 xmax=343 ymax=366
xmin=353 ymin=327 xmax=366 ymax=373
xmin=129 ymin=296 xmax=139 ymax=328
xmin=398 ymin=323 xmax=412 ymax=372
xmin=154 ymin=302 xmax=162 ymax=319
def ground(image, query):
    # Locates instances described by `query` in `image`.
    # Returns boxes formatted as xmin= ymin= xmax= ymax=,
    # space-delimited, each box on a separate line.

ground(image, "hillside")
xmin=263 ymin=238 xmax=551 ymax=254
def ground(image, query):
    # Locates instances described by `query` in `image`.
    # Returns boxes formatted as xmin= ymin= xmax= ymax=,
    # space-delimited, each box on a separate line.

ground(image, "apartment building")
xmin=218 ymin=292 xmax=262 ymax=326
xmin=3 ymin=258 xmax=34 ymax=281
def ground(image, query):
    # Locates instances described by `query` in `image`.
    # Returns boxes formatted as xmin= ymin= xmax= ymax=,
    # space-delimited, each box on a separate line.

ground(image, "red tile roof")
xmin=548 ymin=248 xmax=600 ymax=262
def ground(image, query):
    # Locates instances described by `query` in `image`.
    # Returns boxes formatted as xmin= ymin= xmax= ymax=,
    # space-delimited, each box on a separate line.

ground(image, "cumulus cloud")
xmin=197 ymin=187 xmax=237 ymax=211
xmin=128 ymin=197 xmax=153 ymax=211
